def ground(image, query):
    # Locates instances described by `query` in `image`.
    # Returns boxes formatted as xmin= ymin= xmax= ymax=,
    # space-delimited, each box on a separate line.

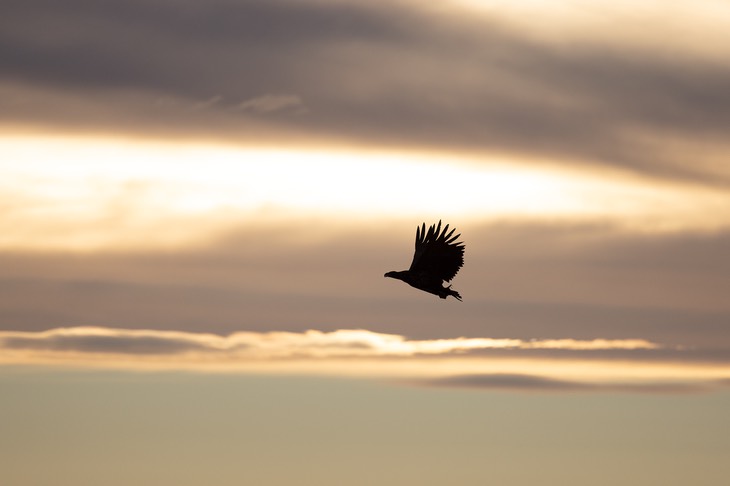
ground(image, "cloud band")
xmin=0 ymin=326 xmax=659 ymax=359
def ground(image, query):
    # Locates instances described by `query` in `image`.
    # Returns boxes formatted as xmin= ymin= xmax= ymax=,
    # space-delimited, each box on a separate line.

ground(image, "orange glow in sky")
xmin=3 ymin=133 xmax=728 ymax=250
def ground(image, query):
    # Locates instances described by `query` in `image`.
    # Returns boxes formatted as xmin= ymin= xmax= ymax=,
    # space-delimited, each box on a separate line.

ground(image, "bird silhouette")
xmin=384 ymin=220 xmax=464 ymax=301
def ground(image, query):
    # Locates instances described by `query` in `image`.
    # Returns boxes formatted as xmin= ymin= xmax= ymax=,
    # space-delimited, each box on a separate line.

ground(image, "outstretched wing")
xmin=408 ymin=220 xmax=465 ymax=282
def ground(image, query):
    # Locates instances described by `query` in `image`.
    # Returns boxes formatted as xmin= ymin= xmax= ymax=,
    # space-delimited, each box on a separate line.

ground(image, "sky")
xmin=1 ymin=1 xmax=729 ymax=485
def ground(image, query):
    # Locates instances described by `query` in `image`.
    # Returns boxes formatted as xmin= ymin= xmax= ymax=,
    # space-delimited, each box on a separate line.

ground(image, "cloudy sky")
xmin=2 ymin=1 xmax=729 ymax=484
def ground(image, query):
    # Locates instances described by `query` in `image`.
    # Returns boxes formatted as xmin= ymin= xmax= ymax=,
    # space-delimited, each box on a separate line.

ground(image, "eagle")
xmin=384 ymin=220 xmax=465 ymax=301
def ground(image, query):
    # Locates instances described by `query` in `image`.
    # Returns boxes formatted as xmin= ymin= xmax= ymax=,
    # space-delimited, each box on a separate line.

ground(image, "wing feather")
xmin=408 ymin=220 xmax=465 ymax=282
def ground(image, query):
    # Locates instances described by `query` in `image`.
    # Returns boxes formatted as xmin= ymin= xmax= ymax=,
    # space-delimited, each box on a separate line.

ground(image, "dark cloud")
xmin=416 ymin=373 xmax=726 ymax=394
xmin=460 ymin=346 xmax=730 ymax=366
xmin=0 ymin=0 xmax=405 ymax=94
xmin=2 ymin=0 xmax=730 ymax=183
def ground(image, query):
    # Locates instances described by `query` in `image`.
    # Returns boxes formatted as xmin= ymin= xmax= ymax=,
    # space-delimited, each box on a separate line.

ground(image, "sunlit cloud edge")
xmin=2 ymin=327 xmax=729 ymax=394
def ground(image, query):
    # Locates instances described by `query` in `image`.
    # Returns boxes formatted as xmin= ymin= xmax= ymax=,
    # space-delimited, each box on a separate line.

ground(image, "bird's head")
xmin=384 ymin=270 xmax=406 ymax=280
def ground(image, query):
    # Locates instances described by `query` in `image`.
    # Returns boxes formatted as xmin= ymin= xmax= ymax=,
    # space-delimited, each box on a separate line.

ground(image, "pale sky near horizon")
xmin=2 ymin=1 xmax=729 ymax=484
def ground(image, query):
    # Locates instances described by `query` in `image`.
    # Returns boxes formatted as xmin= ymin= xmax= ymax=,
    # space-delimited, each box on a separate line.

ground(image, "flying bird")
xmin=384 ymin=220 xmax=465 ymax=301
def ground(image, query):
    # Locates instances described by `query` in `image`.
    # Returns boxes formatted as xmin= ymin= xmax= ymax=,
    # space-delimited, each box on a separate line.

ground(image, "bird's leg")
xmin=442 ymin=284 xmax=462 ymax=301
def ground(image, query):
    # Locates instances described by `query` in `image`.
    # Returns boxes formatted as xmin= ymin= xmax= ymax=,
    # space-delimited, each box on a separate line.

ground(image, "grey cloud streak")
xmin=2 ymin=0 xmax=730 ymax=183
xmin=2 ymin=330 xmax=214 ymax=355
xmin=415 ymin=373 xmax=730 ymax=394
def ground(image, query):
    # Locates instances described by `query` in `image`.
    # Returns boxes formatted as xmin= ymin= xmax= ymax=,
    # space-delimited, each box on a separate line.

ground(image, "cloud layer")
xmin=2 ymin=221 xmax=728 ymax=349
xmin=2 ymin=0 xmax=730 ymax=183
xmin=0 ymin=326 xmax=660 ymax=359
xmin=2 ymin=326 xmax=727 ymax=394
